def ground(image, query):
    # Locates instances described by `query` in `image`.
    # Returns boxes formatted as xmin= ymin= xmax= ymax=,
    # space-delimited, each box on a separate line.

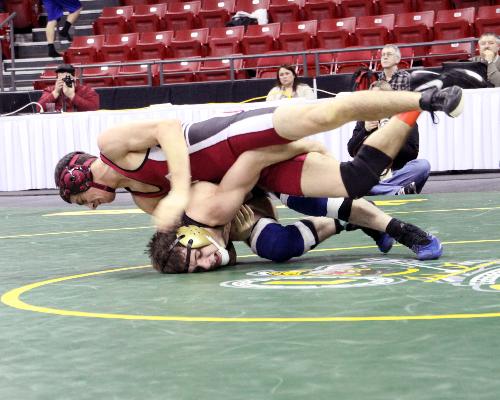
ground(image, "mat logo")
xmin=220 ymin=258 xmax=500 ymax=292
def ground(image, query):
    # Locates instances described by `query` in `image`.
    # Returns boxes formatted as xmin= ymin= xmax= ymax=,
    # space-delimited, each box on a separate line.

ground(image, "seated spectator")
xmin=38 ymin=64 xmax=99 ymax=112
xmin=266 ymin=65 xmax=317 ymax=101
xmin=347 ymin=81 xmax=430 ymax=196
xmin=378 ymin=44 xmax=410 ymax=91
xmin=470 ymin=33 xmax=500 ymax=87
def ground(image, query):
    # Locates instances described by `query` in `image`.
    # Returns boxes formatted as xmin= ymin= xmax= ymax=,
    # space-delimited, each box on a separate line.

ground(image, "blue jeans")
xmin=369 ymin=159 xmax=431 ymax=195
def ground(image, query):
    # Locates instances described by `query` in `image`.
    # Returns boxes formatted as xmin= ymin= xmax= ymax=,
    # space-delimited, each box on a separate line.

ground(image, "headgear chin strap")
xmin=58 ymin=152 xmax=115 ymax=203
xmin=170 ymin=225 xmax=230 ymax=272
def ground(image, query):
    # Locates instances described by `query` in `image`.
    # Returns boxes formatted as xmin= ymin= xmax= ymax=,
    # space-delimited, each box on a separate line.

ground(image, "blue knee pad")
xmin=249 ymin=218 xmax=319 ymax=263
xmin=278 ymin=194 xmax=353 ymax=221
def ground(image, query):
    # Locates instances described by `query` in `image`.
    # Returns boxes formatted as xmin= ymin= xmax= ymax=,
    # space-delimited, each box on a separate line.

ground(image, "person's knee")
xmin=250 ymin=218 xmax=318 ymax=263
xmin=340 ymin=145 xmax=392 ymax=198
xmin=414 ymin=159 xmax=431 ymax=177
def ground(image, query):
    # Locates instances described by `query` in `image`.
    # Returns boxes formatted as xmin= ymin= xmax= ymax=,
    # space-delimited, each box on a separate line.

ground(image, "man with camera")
xmin=38 ymin=64 xmax=99 ymax=112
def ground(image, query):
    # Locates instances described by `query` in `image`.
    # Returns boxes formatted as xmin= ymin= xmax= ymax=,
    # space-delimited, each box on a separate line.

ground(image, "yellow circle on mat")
xmin=2 ymin=265 xmax=500 ymax=322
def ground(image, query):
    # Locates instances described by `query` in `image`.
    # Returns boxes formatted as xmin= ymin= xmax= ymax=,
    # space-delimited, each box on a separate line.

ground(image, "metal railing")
xmin=2 ymin=36 xmax=478 ymax=91
xmin=0 ymin=12 xmax=16 ymax=92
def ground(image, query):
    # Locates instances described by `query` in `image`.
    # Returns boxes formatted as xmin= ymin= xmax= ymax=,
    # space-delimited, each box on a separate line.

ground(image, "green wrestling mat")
xmin=1 ymin=192 xmax=499 ymax=400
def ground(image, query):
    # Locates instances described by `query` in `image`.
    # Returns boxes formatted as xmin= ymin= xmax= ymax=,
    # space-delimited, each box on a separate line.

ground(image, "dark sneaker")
xmin=419 ymin=86 xmax=464 ymax=118
xmin=396 ymin=181 xmax=417 ymax=195
xmin=411 ymin=234 xmax=443 ymax=260
xmin=48 ymin=47 xmax=61 ymax=58
xmin=59 ymin=30 xmax=72 ymax=42
xmin=410 ymin=70 xmax=443 ymax=91
xmin=376 ymin=233 xmax=395 ymax=254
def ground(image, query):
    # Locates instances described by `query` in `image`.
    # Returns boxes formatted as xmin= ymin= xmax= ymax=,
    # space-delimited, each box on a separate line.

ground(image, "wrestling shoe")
xmin=419 ymin=86 xmax=464 ymax=118
xmin=410 ymin=68 xmax=488 ymax=91
xmin=396 ymin=182 xmax=417 ymax=195
xmin=411 ymin=234 xmax=443 ymax=261
xmin=376 ymin=233 xmax=395 ymax=254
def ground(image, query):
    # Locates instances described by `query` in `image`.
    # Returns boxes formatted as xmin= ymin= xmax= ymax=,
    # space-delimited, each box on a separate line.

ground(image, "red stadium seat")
xmin=34 ymin=66 xmax=58 ymax=90
xmin=136 ymin=31 xmax=174 ymax=60
xmin=100 ymin=33 xmax=139 ymax=62
xmin=452 ymin=0 xmax=491 ymax=8
xmin=317 ymin=17 xmax=356 ymax=49
xmin=235 ymin=0 xmax=270 ymax=13
xmin=93 ymin=6 xmax=133 ymax=35
xmin=415 ymin=0 xmax=451 ymax=12
xmin=303 ymin=0 xmax=338 ymax=23
xmin=208 ymin=26 xmax=245 ymax=55
xmin=63 ymin=35 xmax=105 ymax=64
xmin=5 ymin=0 xmax=39 ymax=29
xmin=255 ymin=51 xmax=296 ymax=78
xmin=378 ymin=0 xmax=414 ymax=15
xmin=334 ymin=48 xmax=373 ymax=73
xmin=129 ymin=4 xmax=167 ymax=33
xmin=197 ymin=57 xmax=247 ymax=81
xmin=296 ymin=51 xmax=335 ymax=76
xmin=170 ymin=28 xmax=209 ymax=57
xmin=115 ymin=64 xmax=160 ymax=86
xmin=121 ymin=0 xmax=149 ymax=5
xmin=278 ymin=20 xmax=318 ymax=51
xmin=355 ymin=14 xmax=395 ymax=46
xmin=241 ymin=23 xmax=281 ymax=67
xmin=393 ymin=11 xmax=434 ymax=57
xmin=81 ymin=65 xmax=118 ymax=88
xmin=0 ymin=13 xmax=12 ymax=59
xmin=374 ymin=46 xmax=414 ymax=69
xmin=199 ymin=0 xmax=235 ymax=28
xmin=434 ymin=7 xmax=475 ymax=40
xmin=268 ymin=0 xmax=304 ymax=24
xmin=339 ymin=0 xmax=375 ymax=18
xmin=164 ymin=1 xmax=201 ymax=31
xmin=158 ymin=59 xmax=201 ymax=83
xmin=424 ymin=40 xmax=473 ymax=67
xmin=475 ymin=6 xmax=500 ymax=36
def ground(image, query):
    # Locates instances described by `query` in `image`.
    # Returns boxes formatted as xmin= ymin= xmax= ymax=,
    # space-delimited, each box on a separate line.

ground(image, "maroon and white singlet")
xmin=100 ymin=107 xmax=306 ymax=197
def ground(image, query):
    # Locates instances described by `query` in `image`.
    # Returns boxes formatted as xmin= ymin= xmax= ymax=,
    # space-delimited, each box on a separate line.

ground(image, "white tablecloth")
xmin=0 ymin=87 xmax=498 ymax=191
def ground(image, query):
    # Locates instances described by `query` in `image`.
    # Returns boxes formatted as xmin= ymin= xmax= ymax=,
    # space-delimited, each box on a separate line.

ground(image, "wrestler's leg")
xmin=272 ymin=91 xmax=422 ymax=140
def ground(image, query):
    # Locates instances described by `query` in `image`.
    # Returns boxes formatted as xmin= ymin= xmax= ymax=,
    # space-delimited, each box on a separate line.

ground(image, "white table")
xmin=0 ymin=87 xmax=498 ymax=191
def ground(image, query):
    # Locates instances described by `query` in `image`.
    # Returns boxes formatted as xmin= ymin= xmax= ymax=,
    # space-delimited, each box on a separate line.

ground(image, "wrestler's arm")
xmin=193 ymin=140 xmax=326 ymax=225
xmin=98 ymin=119 xmax=191 ymax=230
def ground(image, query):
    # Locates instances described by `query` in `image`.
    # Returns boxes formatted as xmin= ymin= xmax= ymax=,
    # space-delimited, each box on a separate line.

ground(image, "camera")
xmin=62 ymin=75 xmax=75 ymax=88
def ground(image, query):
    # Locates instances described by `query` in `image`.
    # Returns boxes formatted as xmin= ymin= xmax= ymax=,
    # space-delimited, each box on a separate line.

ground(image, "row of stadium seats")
xmin=65 ymin=8 xmax=497 ymax=64
xmin=38 ymin=38 xmax=476 ymax=90
xmin=94 ymin=2 xmax=499 ymax=34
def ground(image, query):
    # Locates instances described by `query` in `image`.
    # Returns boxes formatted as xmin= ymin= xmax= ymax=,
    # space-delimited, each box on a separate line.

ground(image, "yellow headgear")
xmin=176 ymin=225 xmax=213 ymax=248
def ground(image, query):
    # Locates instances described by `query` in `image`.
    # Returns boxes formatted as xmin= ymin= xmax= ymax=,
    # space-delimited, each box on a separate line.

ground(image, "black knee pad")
xmin=337 ymin=198 xmax=352 ymax=222
xmin=340 ymin=145 xmax=392 ymax=198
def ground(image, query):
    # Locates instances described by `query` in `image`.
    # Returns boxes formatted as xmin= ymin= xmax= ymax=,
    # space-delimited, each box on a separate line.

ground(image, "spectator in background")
xmin=470 ymin=33 xmax=500 ymax=87
xmin=43 ymin=0 xmax=82 ymax=57
xmin=38 ymin=64 xmax=99 ymax=112
xmin=378 ymin=44 xmax=411 ymax=91
xmin=348 ymin=81 xmax=430 ymax=196
xmin=266 ymin=65 xmax=317 ymax=101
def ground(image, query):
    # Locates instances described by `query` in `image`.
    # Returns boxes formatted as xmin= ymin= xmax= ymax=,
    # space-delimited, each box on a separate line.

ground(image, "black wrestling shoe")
xmin=419 ymin=86 xmax=464 ymax=118
xmin=410 ymin=68 xmax=488 ymax=91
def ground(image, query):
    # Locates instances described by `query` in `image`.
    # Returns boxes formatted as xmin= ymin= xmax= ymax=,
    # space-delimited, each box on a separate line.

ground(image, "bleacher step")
xmin=32 ymin=25 xmax=94 ymax=42
xmin=14 ymin=41 xmax=71 ymax=59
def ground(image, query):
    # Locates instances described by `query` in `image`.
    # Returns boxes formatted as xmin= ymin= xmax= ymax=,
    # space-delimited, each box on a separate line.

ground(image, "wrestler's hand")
xmin=153 ymin=191 xmax=188 ymax=231
xmin=230 ymin=205 xmax=255 ymax=241
xmin=481 ymin=49 xmax=495 ymax=64
xmin=365 ymin=120 xmax=378 ymax=131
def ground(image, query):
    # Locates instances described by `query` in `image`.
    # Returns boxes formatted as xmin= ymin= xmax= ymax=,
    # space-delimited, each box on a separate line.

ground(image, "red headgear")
xmin=57 ymin=152 xmax=115 ymax=203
